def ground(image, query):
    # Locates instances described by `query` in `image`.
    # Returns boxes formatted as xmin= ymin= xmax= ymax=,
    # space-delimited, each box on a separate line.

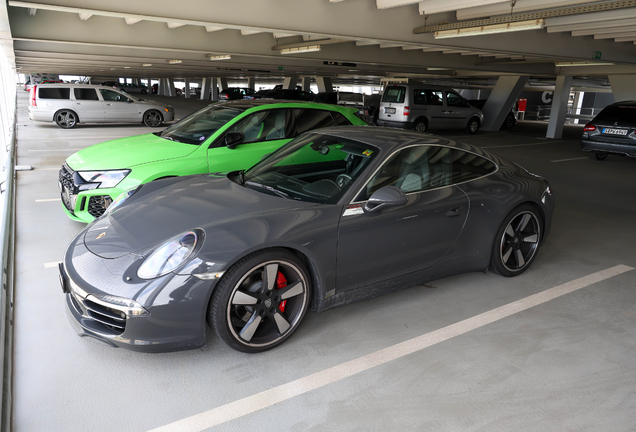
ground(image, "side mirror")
xmin=225 ymin=132 xmax=245 ymax=150
xmin=363 ymin=186 xmax=407 ymax=214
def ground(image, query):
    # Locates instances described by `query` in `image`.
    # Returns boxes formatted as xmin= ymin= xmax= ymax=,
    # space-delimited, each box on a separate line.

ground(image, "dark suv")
xmin=581 ymin=101 xmax=636 ymax=161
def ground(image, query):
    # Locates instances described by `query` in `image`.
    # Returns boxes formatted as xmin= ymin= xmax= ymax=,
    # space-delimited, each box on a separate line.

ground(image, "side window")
xmin=331 ymin=112 xmax=352 ymax=126
xmin=227 ymin=109 xmax=289 ymax=143
xmin=428 ymin=91 xmax=443 ymax=105
xmin=74 ymin=88 xmax=99 ymax=101
xmin=291 ymin=109 xmax=337 ymax=137
xmin=39 ymin=87 xmax=70 ymax=99
xmin=99 ymin=89 xmax=130 ymax=102
xmin=451 ymin=149 xmax=496 ymax=184
xmin=414 ymin=89 xmax=427 ymax=105
xmin=446 ymin=91 xmax=466 ymax=107
xmin=359 ymin=145 xmax=452 ymax=200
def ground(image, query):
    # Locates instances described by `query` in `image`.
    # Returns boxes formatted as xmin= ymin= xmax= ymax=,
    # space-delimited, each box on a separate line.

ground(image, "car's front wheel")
xmin=143 ymin=110 xmax=163 ymax=127
xmin=54 ymin=109 xmax=78 ymax=129
xmin=490 ymin=204 xmax=542 ymax=277
xmin=467 ymin=117 xmax=480 ymax=135
xmin=209 ymin=249 xmax=311 ymax=353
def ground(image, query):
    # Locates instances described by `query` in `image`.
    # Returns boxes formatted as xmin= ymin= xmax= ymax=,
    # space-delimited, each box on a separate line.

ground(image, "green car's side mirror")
xmin=225 ymin=133 xmax=245 ymax=150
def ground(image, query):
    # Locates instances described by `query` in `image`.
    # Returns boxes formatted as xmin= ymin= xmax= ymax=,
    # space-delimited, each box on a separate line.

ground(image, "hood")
xmin=84 ymin=175 xmax=318 ymax=258
xmin=65 ymin=133 xmax=198 ymax=170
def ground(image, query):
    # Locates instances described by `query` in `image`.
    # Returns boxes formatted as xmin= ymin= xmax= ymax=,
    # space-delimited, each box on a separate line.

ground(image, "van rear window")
xmin=382 ymin=86 xmax=406 ymax=103
xmin=39 ymin=88 xmax=70 ymax=99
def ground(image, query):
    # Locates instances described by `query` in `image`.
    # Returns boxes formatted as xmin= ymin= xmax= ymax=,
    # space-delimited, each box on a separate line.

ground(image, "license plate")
xmin=384 ymin=107 xmax=396 ymax=114
xmin=602 ymin=128 xmax=628 ymax=136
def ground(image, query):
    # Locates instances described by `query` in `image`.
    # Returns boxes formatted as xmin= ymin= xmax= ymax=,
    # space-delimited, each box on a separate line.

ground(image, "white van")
xmin=377 ymin=83 xmax=484 ymax=134
xmin=28 ymin=83 xmax=174 ymax=129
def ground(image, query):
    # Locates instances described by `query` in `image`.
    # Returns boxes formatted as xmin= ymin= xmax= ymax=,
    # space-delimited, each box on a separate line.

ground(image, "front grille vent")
xmin=84 ymin=298 xmax=126 ymax=334
xmin=87 ymin=196 xmax=113 ymax=218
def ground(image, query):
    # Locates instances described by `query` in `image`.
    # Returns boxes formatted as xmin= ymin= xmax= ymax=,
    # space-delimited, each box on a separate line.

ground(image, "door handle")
xmin=76 ymin=103 xmax=81 ymax=105
xmin=446 ymin=207 xmax=463 ymax=217
xmin=106 ymin=103 xmax=112 ymax=106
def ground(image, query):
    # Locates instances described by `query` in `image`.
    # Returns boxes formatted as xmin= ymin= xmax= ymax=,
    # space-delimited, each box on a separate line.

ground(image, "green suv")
xmin=59 ymin=100 xmax=368 ymax=223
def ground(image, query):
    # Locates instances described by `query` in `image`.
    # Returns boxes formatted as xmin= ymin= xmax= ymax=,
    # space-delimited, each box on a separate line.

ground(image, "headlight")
xmin=78 ymin=169 xmax=130 ymax=188
xmin=88 ymin=293 xmax=149 ymax=317
xmin=137 ymin=230 xmax=202 ymax=279
xmin=105 ymin=186 xmax=141 ymax=215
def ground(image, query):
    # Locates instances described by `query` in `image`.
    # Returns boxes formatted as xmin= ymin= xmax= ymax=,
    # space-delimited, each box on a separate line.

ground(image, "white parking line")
xmin=551 ymin=157 xmax=589 ymax=163
xmin=146 ymin=264 xmax=633 ymax=432
xmin=44 ymin=261 xmax=61 ymax=269
xmin=482 ymin=140 xmax=567 ymax=149
xmin=35 ymin=198 xmax=60 ymax=202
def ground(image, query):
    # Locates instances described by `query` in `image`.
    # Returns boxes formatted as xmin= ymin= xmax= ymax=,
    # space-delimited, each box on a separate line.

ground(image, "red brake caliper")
xmin=276 ymin=271 xmax=288 ymax=313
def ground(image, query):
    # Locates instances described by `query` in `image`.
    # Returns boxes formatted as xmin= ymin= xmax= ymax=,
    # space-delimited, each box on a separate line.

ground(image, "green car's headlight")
xmin=137 ymin=230 xmax=202 ymax=279
xmin=104 ymin=186 xmax=141 ymax=216
xmin=78 ymin=169 xmax=130 ymax=188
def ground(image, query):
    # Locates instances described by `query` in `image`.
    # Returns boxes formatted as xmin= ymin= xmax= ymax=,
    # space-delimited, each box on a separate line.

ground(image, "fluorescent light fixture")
xmin=168 ymin=59 xmax=182 ymax=64
xmin=123 ymin=66 xmax=131 ymax=69
xmin=427 ymin=67 xmax=450 ymax=71
xmin=555 ymin=61 xmax=615 ymax=67
xmin=280 ymin=45 xmax=321 ymax=55
xmin=435 ymin=19 xmax=545 ymax=39
xmin=207 ymin=54 xmax=231 ymax=61
xmin=142 ymin=63 xmax=152 ymax=67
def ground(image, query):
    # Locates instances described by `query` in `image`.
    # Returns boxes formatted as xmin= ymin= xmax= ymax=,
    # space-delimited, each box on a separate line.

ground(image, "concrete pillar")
xmin=481 ymin=76 xmax=528 ymax=131
xmin=283 ymin=77 xmax=299 ymax=90
xmin=146 ymin=78 xmax=152 ymax=93
xmin=211 ymin=77 xmax=219 ymax=101
xmin=302 ymin=77 xmax=311 ymax=92
xmin=316 ymin=77 xmax=333 ymax=93
xmin=158 ymin=78 xmax=165 ymax=96
xmin=248 ymin=77 xmax=256 ymax=90
xmin=547 ymin=75 xmax=573 ymax=139
xmin=185 ymin=78 xmax=191 ymax=98
xmin=608 ymin=74 xmax=636 ymax=102
xmin=200 ymin=77 xmax=210 ymax=100
xmin=220 ymin=78 xmax=229 ymax=91
xmin=168 ymin=78 xmax=176 ymax=97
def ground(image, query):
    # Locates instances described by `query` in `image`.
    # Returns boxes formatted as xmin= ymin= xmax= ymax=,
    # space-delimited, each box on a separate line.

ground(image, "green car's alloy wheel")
xmin=143 ymin=110 xmax=163 ymax=127
xmin=210 ymin=249 xmax=311 ymax=353
xmin=55 ymin=109 xmax=78 ymax=129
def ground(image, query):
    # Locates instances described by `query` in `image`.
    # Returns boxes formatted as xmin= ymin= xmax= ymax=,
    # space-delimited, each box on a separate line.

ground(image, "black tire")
xmin=143 ymin=109 xmax=163 ymax=127
xmin=490 ymin=204 xmax=542 ymax=277
xmin=588 ymin=151 xmax=608 ymax=161
xmin=503 ymin=113 xmax=516 ymax=129
xmin=209 ymin=248 xmax=311 ymax=353
xmin=413 ymin=118 xmax=428 ymax=133
xmin=467 ymin=117 xmax=480 ymax=135
xmin=141 ymin=89 xmax=147 ymax=94
xmin=54 ymin=109 xmax=78 ymax=129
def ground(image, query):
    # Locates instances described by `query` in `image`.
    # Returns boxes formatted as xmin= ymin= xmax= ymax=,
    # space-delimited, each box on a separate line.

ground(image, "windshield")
xmin=243 ymin=132 xmax=378 ymax=204
xmin=159 ymin=105 xmax=243 ymax=144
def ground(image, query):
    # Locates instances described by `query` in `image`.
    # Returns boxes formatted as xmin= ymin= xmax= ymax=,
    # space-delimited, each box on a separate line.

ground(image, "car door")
xmin=72 ymin=88 xmax=105 ymax=122
xmin=207 ymin=108 xmax=293 ymax=172
xmin=336 ymin=144 xmax=469 ymax=291
xmin=99 ymin=89 xmax=140 ymax=122
xmin=444 ymin=91 xmax=471 ymax=129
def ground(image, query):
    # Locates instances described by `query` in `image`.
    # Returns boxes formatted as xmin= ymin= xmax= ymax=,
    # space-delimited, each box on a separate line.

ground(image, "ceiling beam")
xmin=458 ymin=0 xmax=603 ymax=20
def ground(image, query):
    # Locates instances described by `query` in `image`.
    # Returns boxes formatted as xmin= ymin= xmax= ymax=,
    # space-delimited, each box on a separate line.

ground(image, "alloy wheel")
xmin=499 ymin=211 xmax=540 ymax=272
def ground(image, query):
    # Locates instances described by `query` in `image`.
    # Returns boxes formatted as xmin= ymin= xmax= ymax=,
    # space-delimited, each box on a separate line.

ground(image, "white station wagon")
xmin=28 ymin=83 xmax=175 ymax=129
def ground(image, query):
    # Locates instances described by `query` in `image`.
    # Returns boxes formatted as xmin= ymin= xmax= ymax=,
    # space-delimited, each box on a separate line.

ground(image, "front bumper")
xmin=61 ymin=242 xmax=217 ymax=353
xmin=581 ymin=138 xmax=636 ymax=157
xmin=376 ymin=119 xmax=414 ymax=129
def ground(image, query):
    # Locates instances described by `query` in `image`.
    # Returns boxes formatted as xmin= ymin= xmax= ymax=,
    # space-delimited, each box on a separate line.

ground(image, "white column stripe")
xmin=44 ymin=261 xmax=61 ymax=268
xmin=146 ymin=264 xmax=633 ymax=432
xmin=482 ymin=140 xmax=567 ymax=149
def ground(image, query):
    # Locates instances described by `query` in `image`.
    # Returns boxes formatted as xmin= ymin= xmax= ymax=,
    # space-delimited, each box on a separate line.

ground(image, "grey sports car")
xmin=60 ymin=126 xmax=554 ymax=353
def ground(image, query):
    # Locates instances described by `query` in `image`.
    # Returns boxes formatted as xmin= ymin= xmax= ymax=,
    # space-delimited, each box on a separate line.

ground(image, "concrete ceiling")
xmin=4 ymin=0 xmax=636 ymax=87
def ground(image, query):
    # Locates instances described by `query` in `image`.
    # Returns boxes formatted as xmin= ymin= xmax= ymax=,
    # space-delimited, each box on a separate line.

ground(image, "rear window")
xmin=382 ymin=86 xmax=406 ymax=103
xmin=595 ymin=106 xmax=636 ymax=123
xmin=39 ymin=87 xmax=70 ymax=99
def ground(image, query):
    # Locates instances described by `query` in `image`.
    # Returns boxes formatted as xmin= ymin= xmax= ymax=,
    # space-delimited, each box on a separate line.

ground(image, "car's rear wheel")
xmin=503 ymin=113 xmax=516 ymax=128
xmin=210 ymin=249 xmax=311 ymax=353
xmin=141 ymin=89 xmax=147 ymax=94
xmin=143 ymin=109 xmax=163 ymax=127
xmin=54 ymin=109 xmax=78 ymax=129
xmin=467 ymin=117 xmax=480 ymax=135
xmin=589 ymin=151 xmax=608 ymax=161
xmin=413 ymin=119 xmax=428 ymax=133
xmin=490 ymin=204 xmax=542 ymax=277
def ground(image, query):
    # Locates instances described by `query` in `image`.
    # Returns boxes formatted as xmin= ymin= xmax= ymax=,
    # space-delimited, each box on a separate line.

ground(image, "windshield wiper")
xmin=245 ymin=181 xmax=290 ymax=199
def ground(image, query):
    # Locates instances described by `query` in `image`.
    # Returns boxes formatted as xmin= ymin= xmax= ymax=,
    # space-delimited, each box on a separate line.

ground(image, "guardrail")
xmin=0 ymin=99 xmax=16 ymax=432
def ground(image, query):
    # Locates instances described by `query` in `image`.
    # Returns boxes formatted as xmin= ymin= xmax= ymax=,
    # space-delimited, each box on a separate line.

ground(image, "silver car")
xmin=377 ymin=83 xmax=484 ymax=134
xmin=28 ymin=83 xmax=174 ymax=129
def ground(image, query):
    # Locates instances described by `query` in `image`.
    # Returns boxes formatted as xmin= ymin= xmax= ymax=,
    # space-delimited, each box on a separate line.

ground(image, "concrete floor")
xmin=11 ymin=91 xmax=636 ymax=431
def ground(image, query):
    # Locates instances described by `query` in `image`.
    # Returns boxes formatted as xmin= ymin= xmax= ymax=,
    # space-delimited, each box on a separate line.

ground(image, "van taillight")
xmin=403 ymin=106 xmax=410 ymax=116
xmin=583 ymin=123 xmax=596 ymax=132
xmin=30 ymin=86 xmax=37 ymax=107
